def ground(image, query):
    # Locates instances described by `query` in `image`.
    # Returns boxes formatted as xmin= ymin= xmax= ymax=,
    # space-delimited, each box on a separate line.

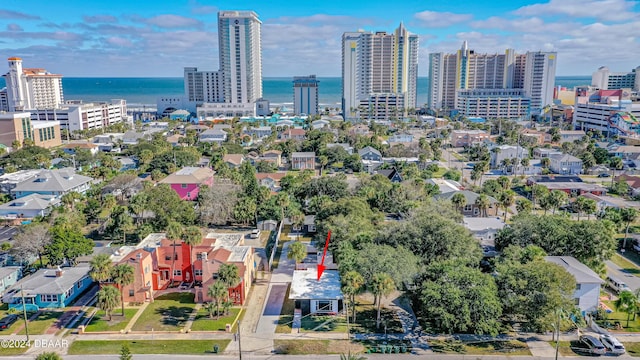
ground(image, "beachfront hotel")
xmin=1 ymin=57 xmax=64 ymax=112
xmin=174 ymin=10 xmax=263 ymax=119
xmin=428 ymin=41 xmax=557 ymax=119
xmin=342 ymin=23 xmax=419 ymax=121
xmin=592 ymin=66 xmax=640 ymax=91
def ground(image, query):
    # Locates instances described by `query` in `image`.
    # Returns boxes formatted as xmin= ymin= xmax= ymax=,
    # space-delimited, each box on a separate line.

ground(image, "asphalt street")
xmin=606 ymin=258 xmax=640 ymax=292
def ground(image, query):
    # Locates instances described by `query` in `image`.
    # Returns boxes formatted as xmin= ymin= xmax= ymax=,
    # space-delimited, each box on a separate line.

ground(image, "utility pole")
xmin=20 ymin=286 xmax=29 ymax=342
xmin=237 ymin=320 xmax=242 ymax=360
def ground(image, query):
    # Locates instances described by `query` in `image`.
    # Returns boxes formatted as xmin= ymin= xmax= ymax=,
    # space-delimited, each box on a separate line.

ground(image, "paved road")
xmin=606 ymin=257 xmax=640 ymax=292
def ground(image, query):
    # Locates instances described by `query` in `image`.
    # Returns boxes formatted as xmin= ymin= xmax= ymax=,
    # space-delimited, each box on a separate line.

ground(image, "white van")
xmin=606 ymin=276 xmax=630 ymax=294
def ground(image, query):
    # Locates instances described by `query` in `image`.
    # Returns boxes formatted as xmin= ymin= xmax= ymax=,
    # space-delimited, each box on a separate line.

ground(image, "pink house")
xmin=159 ymin=167 xmax=214 ymax=200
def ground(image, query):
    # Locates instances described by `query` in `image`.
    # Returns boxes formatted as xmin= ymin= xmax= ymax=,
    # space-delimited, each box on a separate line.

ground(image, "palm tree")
xmin=541 ymin=157 xmax=551 ymax=169
xmin=111 ymin=264 xmax=135 ymax=316
xmin=342 ymin=271 xmax=364 ymax=323
xmin=520 ymin=157 xmax=530 ymax=176
xmin=497 ymin=176 xmax=511 ymax=190
xmin=218 ymin=263 xmax=241 ymax=307
xmin=610 ymin=156 xmax=624 ymax=187
xmin=548 ymin=190 xmax=568 ymax=214
xmin=166 ymin=221 xmax=183 ymax=285
xmin=290 ymin=211 xmax=306 ymax=241
xmin=614 ymin=290 xmax=638 ymax=328
xmin=96 ymin=285 xmax=120 ymax=321
xmin=181 ymin=226 xmax=202 ymax=283
xmin=370 ymin=273 xmax=395 ymax=330
xmin=451 ymin=192 xmax=467 ymax=213
xmin=498 ymin=190 xmax=516 ymax=221
xmin=207 ymin=281 xmax=228 ymax=319
xmin=287 ymin=241 xmax=307 ymax=270
xmin=475 ymin=194 xmax=491 ymax=217
xmin=89 ymin=254 xmax=113 ymax=285
xmin=621 ymin=208 xmax=638 ymax=249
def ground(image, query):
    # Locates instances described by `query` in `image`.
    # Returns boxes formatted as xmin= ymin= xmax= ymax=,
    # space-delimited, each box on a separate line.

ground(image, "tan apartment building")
xmin=450 ymin=130 xmax=490 ymax=147
xmin=0 ymin=112 xmax=61 ymax=149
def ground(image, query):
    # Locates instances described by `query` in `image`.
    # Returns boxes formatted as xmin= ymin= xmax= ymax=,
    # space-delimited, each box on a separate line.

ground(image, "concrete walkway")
xmin=123 ymin=301 xmax=150 ymax=333
xmin=183 ymin=303 xmax=202 ymax=331
xmin=527 ymin=340 xmax=560 ymax=358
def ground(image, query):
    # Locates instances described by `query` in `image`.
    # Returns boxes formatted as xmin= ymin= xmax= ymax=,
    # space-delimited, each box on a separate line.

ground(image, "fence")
xmin=267 ymin=220 xmax=284 ymax=270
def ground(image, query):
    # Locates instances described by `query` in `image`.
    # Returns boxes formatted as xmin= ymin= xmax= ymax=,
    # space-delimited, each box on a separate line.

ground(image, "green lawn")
xmin=0 ymin=346 xmax=29 ymax=356
xmin=351 ymin=305 xmax=403 ymax=334
xmin=623 ymin=342 xmax=640 ymax=357
xmin=17 ymin=311 xmax=63 ymax=335
xmin=273 ymin=340 xmax=364 ymax=355
xmin=189 ymin=307 xmax=240 ymax=331
xmin=610 ymin=253 xmax=640 ymax=276
xmin=67 ymin=339 xmax=230 ymax=355
xmin=432 ymin=166 xmax=447 ymax=178
xmin=300 ymin=315 xmax=348 ymax=333
xmin=547 ymin=340 xmax=585 ymax=356
xmin=431 ymin=339 xmax=530 ymax=355
xmin=131 ymin=293 xmax=196 ymax=332
xmin=84 ymin=308 xmax=138 ymax=332
xmin=271 ymin=239 xmax=285 ymax=270
xmin=597 ymin=300 xmax=640 ymax=332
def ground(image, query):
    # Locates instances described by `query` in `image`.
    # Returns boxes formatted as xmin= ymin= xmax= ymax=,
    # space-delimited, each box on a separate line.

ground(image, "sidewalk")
xmin=123 ymin=301 xmax=150 ymax=333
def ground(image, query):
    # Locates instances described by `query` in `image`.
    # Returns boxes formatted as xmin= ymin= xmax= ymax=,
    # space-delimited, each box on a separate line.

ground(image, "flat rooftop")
xmin=290 ymin=268 xmax=342 ymax=300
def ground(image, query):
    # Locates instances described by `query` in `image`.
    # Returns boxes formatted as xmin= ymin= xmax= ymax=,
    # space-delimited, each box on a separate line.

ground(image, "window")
xmin=194 ymin=269 xmax=203 ymax=276
xmin=181 ymin=184 xmax=188 ymax=188
xmin=576 ymin=284 xmax=582 ymax=290
xmin=129 ymin=289 xmax=134 ymax=297
xmin=464 ymin=205 xmax=472 ymax=212
xmin=173 ymin=270 xmax=182 ymax=276
xmin=40 ymin=294 xmax=58 ymax=303
xmin=77 ymin=280 xmax=83 ymax=289
xmin=317 ymin=300 xmax=332 ymax=312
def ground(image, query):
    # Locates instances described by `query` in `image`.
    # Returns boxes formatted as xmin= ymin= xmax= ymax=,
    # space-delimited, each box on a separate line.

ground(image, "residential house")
xmin=490 ymin=145 xmax=526 ymax=169
xmin=463 ymin=217 xmax=505 ymax=257
xmin=122 ymin=131 xmax=151 ymax=146
xmin=185 ymin=124 xmax=210 ymax=134
xmin=291 ymin=152 xmax=316 ymax=170
xmin=450 ymin=130 xmax=490 ymax=147
xmin=545 ymin=256 xmax=603 ymax=313
xmin=327 ymin=143 xmax=354 ymax=154
xmin=559 ymin=130 xmax=586 ymax=143
xmin=358 ymin=146 xmax=382 ymax=162
xmin=118 ymin=157 xmax=138 ymax=171
xmin=166 ymin=134 xmax=185 ymax=146
xmin=212 ymin=124 xmax=232 ymax=131
xmin=115 ymin=249 xmax=154 ymax=303
xmin=11 ymin=169 xmax=93 ymax=199
xmin=435 ymin=190 xmax=499 ymax=217
xmin=261 ymin=150 xmax=282 ymax=167
xmin=0 ymin=194 xmax=60 ymax=221
xmin=223 ymin=154 xmax=245 ymax=169
xmin=244 ymin=126 xmax=273 ymax=139
xmin=0 ymin=170 xmax=40 ymax=194
xmin=533 ymin=148 xmax=562 ymax=159
xmin=388 ymin=133 xmax=414 ymax=144
xmin=426 ymin=178 xmax=462 ymax=194
xmin=520 ymin=128 xmax=549 ymax=145
xmin=199 ymin=129 xmax=228 ymax=143
xmin=280 ymin=128 xmax=306 ymax=141
xmin=375 ymin=167 xmax=403 ymax=182
xmin=290 ymin=268 xmax=342 ymax=315
xmin=285 ymin=215 xmax=317 ymax=233
xmin=615 ymin=174 xmax=640 ymax=196
xmin=255 ymin=172 xmax=287 ymax=191
xmin=61 ymin=142 xmax=99 ymax=156
xmin=311 ymin=119 xmax=331 ymax=129
xmin=0 ymin=267 xmax=22 ymax=294
xmin=349 ymin=124 xmax=372 ymax=136
xmin=159 ymin=167 xmax=214 ymax=201
xmin=527 ymin=175 xmax=607 ymax=196
xmin=578 ymin=193 xmax=640 ymax=213
xmin=549 ymin=153 xmax=583 ymax=175
xmin=3 ymin=265 xmax=93 ymax=311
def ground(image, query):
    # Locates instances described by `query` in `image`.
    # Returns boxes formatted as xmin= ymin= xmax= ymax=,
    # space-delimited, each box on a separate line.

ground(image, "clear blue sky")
xmin=0 ymin=0 xmax=638 ymax=77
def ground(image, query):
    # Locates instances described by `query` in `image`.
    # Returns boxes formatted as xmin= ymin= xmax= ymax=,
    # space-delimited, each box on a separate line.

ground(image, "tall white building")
xmin=218 ymin=10 xmax=262 ymax=104
xmin=3 ymin=57 xmax=64 ymax=111
xmin=342 ymin=23 xmax=419 ymax=120
xmin=293 ymin=75 xmax=319 ymax=115
xmin=592 ymin=66 xmax=640 ymax=91
xmin=428 ymin=43 xmax=556 ymax=118
xmin=183 ymin=67 xmax=223 ymax=103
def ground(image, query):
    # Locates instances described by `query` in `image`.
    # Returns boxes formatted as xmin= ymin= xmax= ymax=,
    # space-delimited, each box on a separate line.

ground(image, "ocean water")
xmin=0 ymin=76 xmax=592 ymax=107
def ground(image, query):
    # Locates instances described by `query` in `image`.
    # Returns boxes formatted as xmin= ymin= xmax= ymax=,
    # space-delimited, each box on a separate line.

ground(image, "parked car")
xmin=0 ymin=314 xmax=18 ymax=330
xmin=250 ymin=229 xmax=261 ymax=239
xmin=600 ymin=334 xmax=625 ymax=355
xmin=597 ymin=173 xmax=611 ymax=178
xmin=580 ymin=335 xmax=607 ymax=355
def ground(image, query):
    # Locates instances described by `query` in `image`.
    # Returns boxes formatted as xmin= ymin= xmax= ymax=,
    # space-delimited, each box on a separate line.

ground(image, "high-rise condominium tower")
xmin=342 ymin=23 xmax=419 ymax=120
xmin=218 ymin=10 xmax=262 ymax=104
xmin=3 ymin=57 xmax=64 ymax=111
xmin=428 ymin=42 xmax=556 ymax=117
xmin=293 ymin=75 xmax=319 ymax=115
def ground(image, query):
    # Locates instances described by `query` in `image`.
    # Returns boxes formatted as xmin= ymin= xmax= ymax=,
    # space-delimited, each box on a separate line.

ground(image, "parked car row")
xmin=578 ymin=334 xmax=626 ymax=356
